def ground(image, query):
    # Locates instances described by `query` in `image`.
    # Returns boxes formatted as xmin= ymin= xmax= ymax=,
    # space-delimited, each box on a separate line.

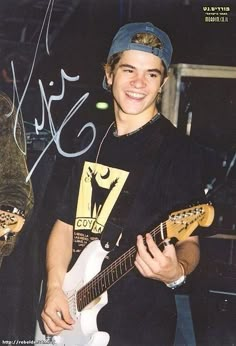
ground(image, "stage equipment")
xmin=162 ymin=63 xmax=236 ymax=238
xmin=162 ymin=64 xmax=236 ymax=345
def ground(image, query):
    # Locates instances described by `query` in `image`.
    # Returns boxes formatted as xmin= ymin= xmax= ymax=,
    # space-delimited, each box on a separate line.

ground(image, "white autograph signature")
xmin=6 ymin=0 xmax=96 ymax=182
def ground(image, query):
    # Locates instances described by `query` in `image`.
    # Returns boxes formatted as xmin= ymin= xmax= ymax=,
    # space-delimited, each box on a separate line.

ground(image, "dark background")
xmin=0 ymin=0 xmax=235 ymax=344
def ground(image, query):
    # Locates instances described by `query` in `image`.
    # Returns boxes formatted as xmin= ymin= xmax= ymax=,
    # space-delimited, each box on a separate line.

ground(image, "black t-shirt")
xmin=56 ymin=114 xmax=206 ymax=345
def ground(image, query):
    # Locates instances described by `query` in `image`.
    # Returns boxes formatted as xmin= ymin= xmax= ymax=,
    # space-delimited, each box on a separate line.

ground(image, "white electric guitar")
xmin=35 ymin=203 xmax=214 ymax=346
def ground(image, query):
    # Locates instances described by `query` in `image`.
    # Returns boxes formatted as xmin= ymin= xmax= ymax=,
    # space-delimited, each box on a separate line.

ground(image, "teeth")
xmin=126 ymin=92 xmax=144 ymax=99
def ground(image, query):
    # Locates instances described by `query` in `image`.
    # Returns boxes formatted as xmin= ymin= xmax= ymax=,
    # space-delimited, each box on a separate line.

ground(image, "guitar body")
xmin=35 ymin=240 xmax=110 ymax=346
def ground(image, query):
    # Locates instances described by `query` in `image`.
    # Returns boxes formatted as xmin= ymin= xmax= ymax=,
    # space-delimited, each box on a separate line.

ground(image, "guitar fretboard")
xmin=75 ymin=204 xmax=211 ymax=311
xmin=76 ymin=221 xmax=167 ymax=311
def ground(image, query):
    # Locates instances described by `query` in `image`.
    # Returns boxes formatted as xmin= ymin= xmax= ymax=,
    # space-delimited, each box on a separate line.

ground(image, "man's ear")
xmin=104 ymin=65 xmax=113 ymax=87
xmin=105 ymin=72 xmax=113 ymax=87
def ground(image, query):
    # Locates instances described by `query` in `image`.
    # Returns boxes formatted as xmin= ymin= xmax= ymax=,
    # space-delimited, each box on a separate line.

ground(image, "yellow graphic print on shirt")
xmin=74 ymin=161 xmax=129 ymax=235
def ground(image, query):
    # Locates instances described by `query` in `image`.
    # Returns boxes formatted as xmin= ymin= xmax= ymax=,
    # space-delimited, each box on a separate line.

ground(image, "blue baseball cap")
xmin=103 ymin=22 xmax=173 ymax=90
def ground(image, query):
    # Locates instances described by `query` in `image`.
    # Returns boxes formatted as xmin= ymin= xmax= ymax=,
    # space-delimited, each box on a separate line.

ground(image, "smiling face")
xmin=105 ymin=50 xmax=167 ymax=126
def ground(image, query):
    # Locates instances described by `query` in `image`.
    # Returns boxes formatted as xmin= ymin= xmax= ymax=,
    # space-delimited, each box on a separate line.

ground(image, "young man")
xmin=41 ymin=22 xmax=205 ymax=345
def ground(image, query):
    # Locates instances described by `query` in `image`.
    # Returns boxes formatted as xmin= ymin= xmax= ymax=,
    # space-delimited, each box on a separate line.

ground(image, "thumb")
xmin=61 ymin=301 xmax=75 ymax=324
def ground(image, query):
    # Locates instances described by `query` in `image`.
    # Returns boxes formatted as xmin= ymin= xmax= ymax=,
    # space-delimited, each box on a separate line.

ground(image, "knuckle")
xmin=44 ymin=306 xmax=51 ymax=315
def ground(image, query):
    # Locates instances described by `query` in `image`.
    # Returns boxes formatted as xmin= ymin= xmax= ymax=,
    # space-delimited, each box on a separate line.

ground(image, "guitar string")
xmin=77 ymin=207 xmax=205 ymax=309
xmin=76 ymin=222 xmax=166 ymax=310
xmin=77 ymin=223 xmax=198 ymax=309
xmin=77 ymin=220 xmax=170 ymax=310
xmin=77 ymin=209 xmax=204 ymax=309
xmin=78 ymin=225 xmax=190 ymax=308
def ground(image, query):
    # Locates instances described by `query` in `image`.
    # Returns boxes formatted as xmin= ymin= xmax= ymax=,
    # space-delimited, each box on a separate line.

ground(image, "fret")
xmin=107 ymin=268 xmax=112 ymax=286
xmin=77 ymin=292 xmax=86 ymax=311
xmin=124 ymin=255 xmax=128 ymax=271
xmin=106 ymin=270 xmax=111 ymax=287
xmin=97 ymin=277 xmax=103 ymax=295
xmin=110 ymin=263 xmax=115 ymax=283
xmin=93 ymin=281 xmax=98 ymax=298
xmin=77 ymin=295 xmax=82 ymax=311
xmin=83 ymin=290 xmax=89 ymax=308
xmin=77 ymin=236 xmax=155 ymax=311
xmin=151 ymin=221 xmax=167 ymax=249
xmin=77 ymin=246 xmax=137 ymax=311
xmin=113 ymin=265 xmax=119 ymax=281
xmin=127 ymin=247 xmax=135 ymax=268
xmin=101 ymin=275 xmax=107 ymax=291
xmin=104 ymin=271 xmax=110 ymax=288
xmin=91 ymin=284 xmax=96 ymax=301
xmin=119 ymin=258 xmax=128 ymax=276
xmin=117 ymin=262 xmax=122 ymax=275
xmin=88 ymin=285 xmax=93 ymax=303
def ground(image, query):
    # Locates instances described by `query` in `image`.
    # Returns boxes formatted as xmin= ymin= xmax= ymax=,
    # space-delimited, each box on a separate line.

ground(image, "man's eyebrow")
xmin=147 ymin=68 xmax=162 ymax=75
xmin=119 ymin=64 xmax=135 ymax=69
xmin=119 ymin=64 xmax=162 ymax=75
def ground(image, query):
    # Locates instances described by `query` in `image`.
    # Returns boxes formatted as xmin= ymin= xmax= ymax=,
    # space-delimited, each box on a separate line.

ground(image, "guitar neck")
xmin=76 ymin=222 xmax=167 ymax=311
xmin=76 ymin=203 xmax=214 ymax=311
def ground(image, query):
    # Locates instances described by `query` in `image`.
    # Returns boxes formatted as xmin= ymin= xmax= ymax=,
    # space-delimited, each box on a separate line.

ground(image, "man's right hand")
xmin=41 ymin=286 xmax=75 ymax=335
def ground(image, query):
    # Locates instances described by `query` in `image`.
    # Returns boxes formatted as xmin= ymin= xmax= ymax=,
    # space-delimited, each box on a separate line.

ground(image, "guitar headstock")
xmin=0 ymin=208 xmax=25 ymax=239
xmin=166 ymin=203 xmax=214 ymax=242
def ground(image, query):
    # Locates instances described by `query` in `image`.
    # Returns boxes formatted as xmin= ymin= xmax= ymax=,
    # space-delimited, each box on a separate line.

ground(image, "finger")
xmin=41 ymin=313 xmax=64 ymax=335
xmin=134 ymin=257 xmax=146 ymax=276
xmin=135 ymin=252 xmax=155 ymax=277
xmin=136 ymin=234 xmax=163 ymax=273
xmin=145 ymin=233 xmax=163 ymax=258
xmin=136 ymin=235 xmax=153 ymax=261
xmin=162 ymin=238 xmax=176 ymax=258
xmin=43 ymin=307 xmax=74 ymax=331
xmin=61 ymin=307 xmax=75 ymax=325
xmin=135 ymin=251 xmax=163 ymax=281
xmin=50 ymin=311 xmax=74 ymax=330
xmin=43 ymin=321 xmax=63 ymax=336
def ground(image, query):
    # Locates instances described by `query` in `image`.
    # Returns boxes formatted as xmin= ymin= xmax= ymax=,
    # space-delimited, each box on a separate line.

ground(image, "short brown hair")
xmin=104 ymin=32 xmax=165 ymax=78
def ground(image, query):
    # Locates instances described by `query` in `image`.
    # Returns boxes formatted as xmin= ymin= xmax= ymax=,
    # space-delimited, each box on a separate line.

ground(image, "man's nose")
xmin=130 ymin=74 xmax=146 ymax=88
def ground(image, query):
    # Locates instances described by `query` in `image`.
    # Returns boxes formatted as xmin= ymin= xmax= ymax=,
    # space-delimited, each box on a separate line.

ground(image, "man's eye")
xmin=149 ymin=73 xmax=157 ymax=78
xmin=123 ymin=69 xmax=133 ymax=73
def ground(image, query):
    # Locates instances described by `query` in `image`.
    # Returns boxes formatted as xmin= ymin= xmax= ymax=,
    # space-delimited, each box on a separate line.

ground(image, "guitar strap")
xmin=100 ymin=220 xmax=123 ymax=251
